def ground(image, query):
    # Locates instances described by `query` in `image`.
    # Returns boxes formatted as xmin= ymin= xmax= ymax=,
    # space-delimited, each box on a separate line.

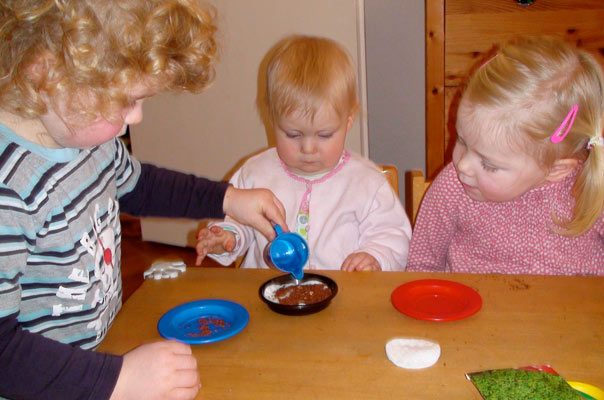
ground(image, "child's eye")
xmin=285 ymin=131 xmax=301 ymax=138
xmin=318 ymin=132 xmax=334 ymax=139
xmin=481 ymin=160 xmax=498 ymax=172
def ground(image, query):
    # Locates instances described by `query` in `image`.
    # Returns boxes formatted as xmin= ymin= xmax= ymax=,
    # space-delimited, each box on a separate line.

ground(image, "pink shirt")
xmin=407 ymin=163 xmax=604 ymax=275
xmin=209 ymin=148 xmax=411 ymax=271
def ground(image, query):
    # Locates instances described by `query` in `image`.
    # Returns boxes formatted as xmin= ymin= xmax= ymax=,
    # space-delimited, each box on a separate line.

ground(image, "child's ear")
xmin=345 ymin=112 xmax=355 ymax=131
xmin=545 ymin=158 xmax=578 ymax=183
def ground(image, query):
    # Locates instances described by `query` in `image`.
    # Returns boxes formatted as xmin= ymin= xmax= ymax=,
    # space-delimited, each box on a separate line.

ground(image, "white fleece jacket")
xmin=209 ymin=148 xmax=412 ymax=271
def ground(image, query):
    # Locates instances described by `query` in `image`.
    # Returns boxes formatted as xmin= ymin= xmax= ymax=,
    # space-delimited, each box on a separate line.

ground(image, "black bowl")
xmin=259 ymin=273 xmax=338 ymax=316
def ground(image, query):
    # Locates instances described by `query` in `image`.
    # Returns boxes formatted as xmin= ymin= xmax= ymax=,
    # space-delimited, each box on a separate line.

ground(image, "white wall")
xmin=131 ymin=0 xmax=369 ymax=246
xmin=364 ymin=0 xmax=425 ymax=198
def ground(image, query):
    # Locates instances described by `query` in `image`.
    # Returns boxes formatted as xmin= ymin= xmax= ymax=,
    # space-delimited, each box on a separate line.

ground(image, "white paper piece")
xmin=143 ymin=260 xmax=186 ymax=280
xmin=385 ymin=338 xmax=440 ymax=369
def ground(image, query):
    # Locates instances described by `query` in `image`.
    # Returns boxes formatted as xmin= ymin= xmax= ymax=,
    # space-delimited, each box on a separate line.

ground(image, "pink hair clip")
xmin=550 ymin=104 xmax=579 ymax=143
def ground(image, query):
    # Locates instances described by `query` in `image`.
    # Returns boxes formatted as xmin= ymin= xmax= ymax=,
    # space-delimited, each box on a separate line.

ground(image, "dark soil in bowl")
xmin=259 ymin=273 xmax=338 ymax=316
xmin=273 ymin=283 xmax=332 ymax=305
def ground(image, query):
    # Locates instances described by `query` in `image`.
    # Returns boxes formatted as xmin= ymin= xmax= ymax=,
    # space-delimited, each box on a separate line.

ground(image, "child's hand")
xmin=223 ymin=187 xmax=287 ymax=240
xmin=195 ymin=226 xmax=236 ymax=265
xmin=341 ymin=252 xmax=381 ymax=272
xmin=111 ymin=340 xmax=200 ymax=400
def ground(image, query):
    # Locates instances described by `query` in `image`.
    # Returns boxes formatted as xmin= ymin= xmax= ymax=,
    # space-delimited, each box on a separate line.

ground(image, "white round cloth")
xmin=385 ymin=338 xmax=440 ymax=369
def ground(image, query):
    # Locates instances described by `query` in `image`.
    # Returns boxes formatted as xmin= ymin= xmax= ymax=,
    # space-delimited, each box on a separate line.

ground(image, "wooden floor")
xmin=120 ymin=215 xmax=224 ymax=302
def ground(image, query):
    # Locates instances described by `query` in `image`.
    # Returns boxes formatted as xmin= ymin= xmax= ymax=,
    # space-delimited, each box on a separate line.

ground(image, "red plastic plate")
xmin=391 ymin=279 xmax=482 ymax=321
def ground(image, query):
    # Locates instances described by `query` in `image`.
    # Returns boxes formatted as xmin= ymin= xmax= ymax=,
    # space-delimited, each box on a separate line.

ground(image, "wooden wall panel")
xmin=446 ymin=0 xmax=604 ymax=14
xmin=425 ymin=0 xmax=604 ymax=179
xmin=425 ymin=0 xmax=445 ymax=179
xmin=446 ymin=9 xmax=604 ymax=85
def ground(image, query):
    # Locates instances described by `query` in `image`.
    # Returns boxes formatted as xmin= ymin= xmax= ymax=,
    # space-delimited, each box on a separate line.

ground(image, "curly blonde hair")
xmin=464 ymin=36 xmax=604 ymax=236
xmin=265 ymin=34 xmax=359 ymax=123
xmin=0 ymin=0 xmax=217 ymax=122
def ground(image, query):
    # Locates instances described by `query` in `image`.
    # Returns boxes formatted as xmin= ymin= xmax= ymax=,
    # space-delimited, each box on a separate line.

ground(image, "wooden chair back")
xmin=380 ymin=164 xmax=399 ymax=194
xmin=405 ymin=169 xmax=431 ymax=227
xmin=425 ymin=0 xmax=604 ymax=179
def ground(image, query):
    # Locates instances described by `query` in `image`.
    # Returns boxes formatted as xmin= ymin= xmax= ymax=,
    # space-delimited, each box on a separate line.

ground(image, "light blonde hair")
xmin=463 ymin=36 xmax=604 ymax=236
xmin=0 ymin=0 xmax=217 ymax=123
xmin=265 ymin=34 xmax=359 ymax=123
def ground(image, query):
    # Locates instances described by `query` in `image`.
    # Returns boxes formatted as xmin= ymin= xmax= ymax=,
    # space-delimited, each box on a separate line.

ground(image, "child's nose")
xmin=301 ymin=138 xmax=316 ymax=154
xmin=456 ymin=152 xmax=472 ymax=175
xmin=124 ymin=100 xmax=144 ymax=126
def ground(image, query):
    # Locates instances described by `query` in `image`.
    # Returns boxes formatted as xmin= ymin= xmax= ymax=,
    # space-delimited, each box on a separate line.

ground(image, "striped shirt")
xmin=0 ymin=123 xmax=230 ymax=399
xmin=0 ymin=124 xmax=140 ymax=349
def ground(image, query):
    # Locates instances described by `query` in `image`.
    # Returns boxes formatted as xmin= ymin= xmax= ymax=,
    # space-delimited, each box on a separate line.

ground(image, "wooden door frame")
xmin=425 ymin=0 xmax=445 ymax=179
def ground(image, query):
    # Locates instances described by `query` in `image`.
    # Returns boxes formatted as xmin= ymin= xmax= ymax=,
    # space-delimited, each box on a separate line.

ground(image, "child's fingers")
xmin=209 ymin=225 xmax=223 ymax=234
xmin=253 ymin=217 xmax=278 ymax=241
xmin=174 ymin=353 xmax=198 ymax=371
xmin=197 ymin=228 xmax=210 ymax=240
xmin=340 ymin=255 xmax=357 ymax=271
xmin=196 ymin=228 xmax=235 ymax=264
xmin=341 ymin=253 xmax=380 ymax=271
xmin=198 ymin=226 xmax=221 ymax=241
xmin=347 ymin=261 xmax=363 ymax=271
xmin=162 ymin=340 xmax=193 ymax=356
xmin=194 ymin=243 xmax=207 ymax=266
xmin=171 ymin=367 xmax=199 ymax=386
xmin=356 ymin=257 xmax=380 ymax=271
xmin=257 ymin=196 xmax=287 ymax=238
xmin=269 ymin=197 xmax=288 ymax=231
xmin=223 ymin=235 xmax=236 ymax=252
xmin=170 ymin=353 xmax=200 ymax=399
xmin=170 ymin=385 xmax=201 ymax=400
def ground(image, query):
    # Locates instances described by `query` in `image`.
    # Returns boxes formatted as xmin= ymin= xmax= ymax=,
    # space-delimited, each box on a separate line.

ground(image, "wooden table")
xmin=99 ymin=268 xmax=604 ymax=399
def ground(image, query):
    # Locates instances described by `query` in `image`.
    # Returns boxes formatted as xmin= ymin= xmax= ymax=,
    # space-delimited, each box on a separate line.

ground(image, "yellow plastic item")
xmin=568 ymin=381 xmax=604 ymax=400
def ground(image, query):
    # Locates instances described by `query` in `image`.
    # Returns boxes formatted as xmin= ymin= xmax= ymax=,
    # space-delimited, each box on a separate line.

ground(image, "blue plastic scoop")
xmin=263 ymin=225 xmax=308 ymax=280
